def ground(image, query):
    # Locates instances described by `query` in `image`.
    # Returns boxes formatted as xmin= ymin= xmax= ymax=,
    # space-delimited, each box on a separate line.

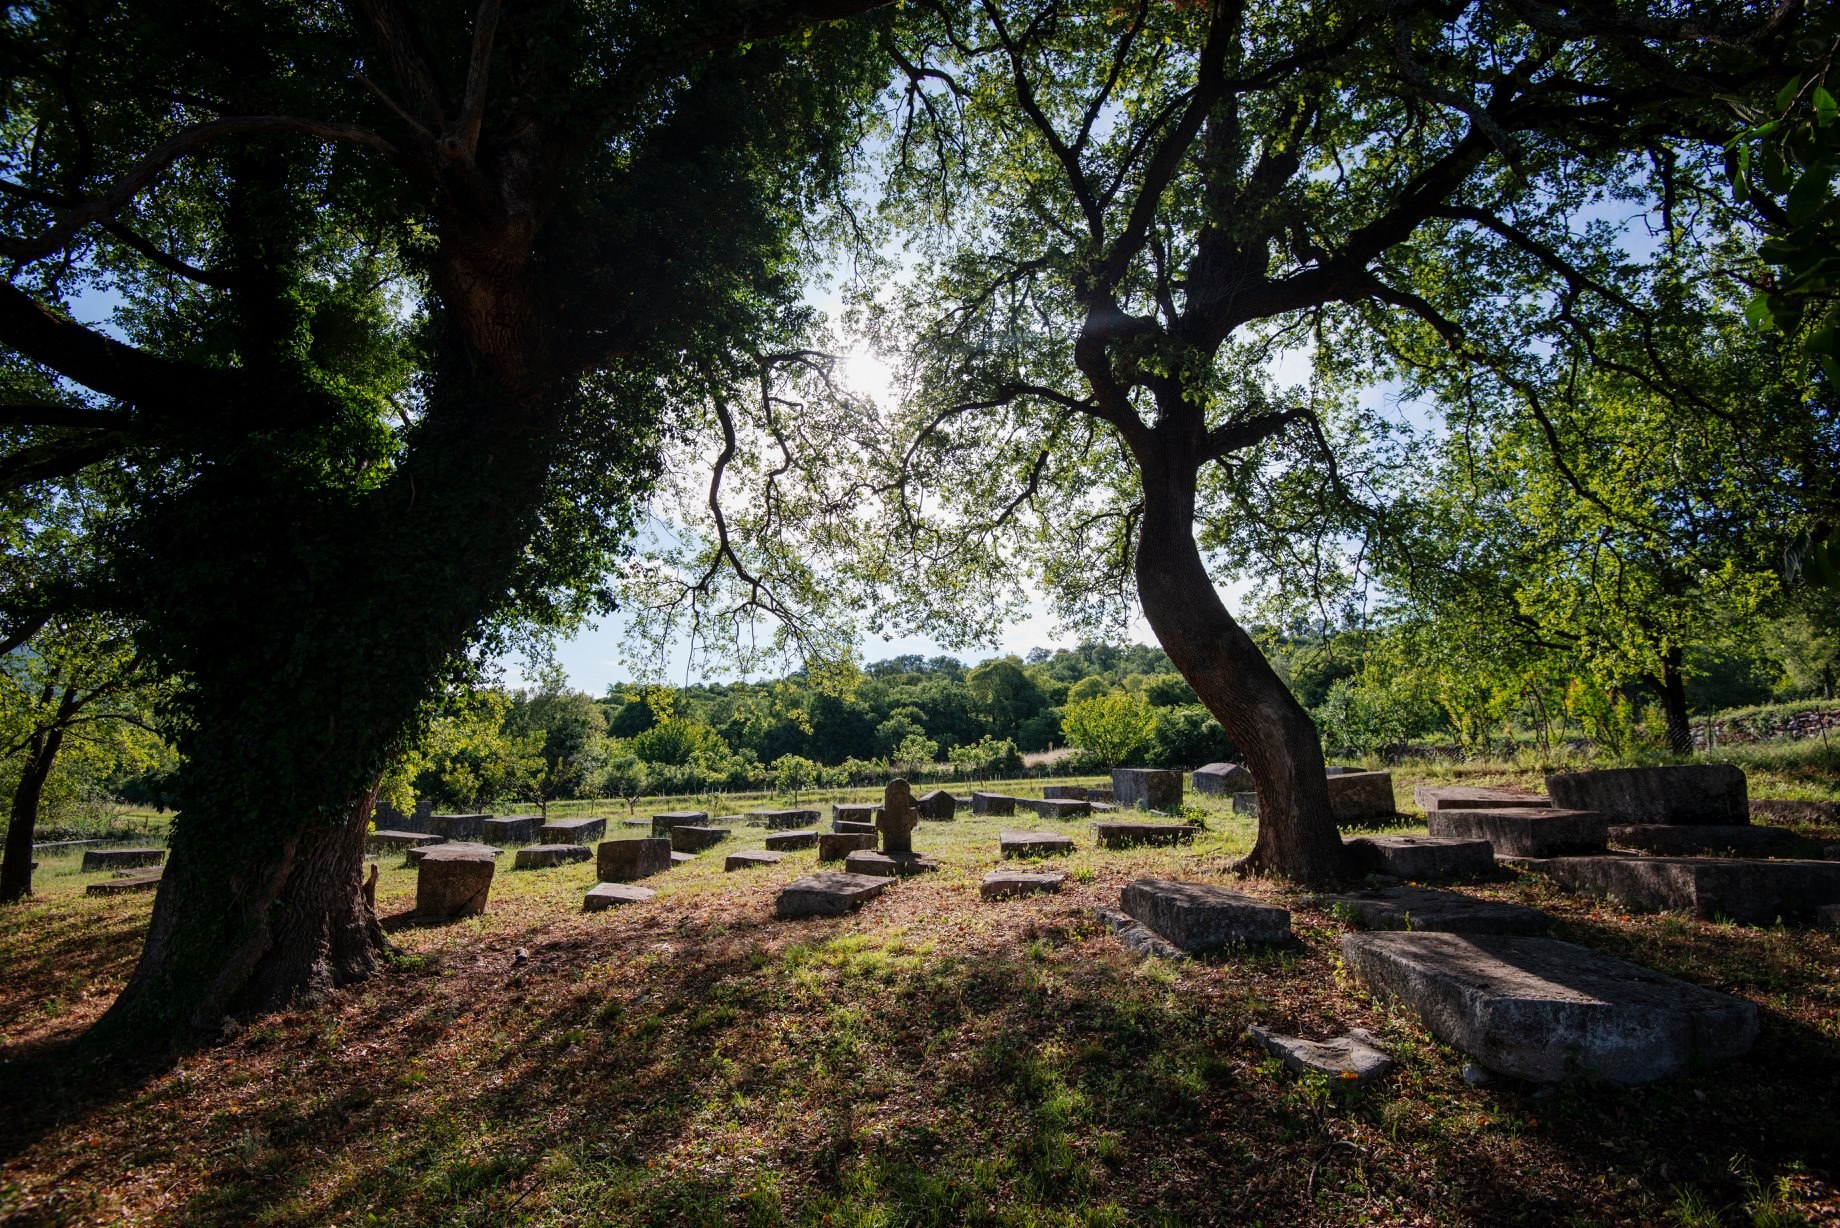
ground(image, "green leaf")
xmin=1814 ymin=86 xmax=1837 ymax=127
xmin=1744 ymin=294 xmax=1776 ymax=330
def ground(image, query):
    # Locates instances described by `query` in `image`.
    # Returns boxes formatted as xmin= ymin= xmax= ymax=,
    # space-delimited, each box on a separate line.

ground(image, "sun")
xmin=838 ymin=348 xmax=896 ymax=406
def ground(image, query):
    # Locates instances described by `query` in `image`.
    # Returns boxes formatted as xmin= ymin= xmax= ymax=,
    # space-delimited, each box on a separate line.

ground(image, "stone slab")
xmin=1192 ymin=762 xmax=1254 ymax=795
xmin=1085 ymin=788 xmax=1113 ymax=804
xmin=1030 ymin=797 xmax=1092 ymax=820
xmin=670 ymin=851 xmax=695 ymax=865
xmin=832 ymin=803 xmax=881 ymax=824
xmin=1413 ymin=785 xmax=1551 ymax=812
xmin=817 ymin=831 xmax=878 ymax=861
xmin=86 ymin=871 xmax=161 ymax=896
xmin=1608 ymin=824 xmax=1804 ymax=858
xmin=1092 ymin=906 xmax=1189 ymax=961
xmin=415 ymin=846 xmax=496 ymax=917
xmin=764 ymin=829 xmax=820 ymax=851
xmin=972 ymin=792 xmax=1017 ymax=816
xmin=1000 ymin=829 xmax=1075 ymax=858
xmin=1534 ymin=855 xmax=1840 ymax=924
xmin=1545 ymin=764 xmax=1748 ymax=826
xmin=981 ymin=870 xmax=1066 ymax=900
xmin=726 ymin=850 xmax=786 ymax=872
xmin=620 ymin=817 xmax=651 ymax=827
xmin=670 ymin=825 xmax=730 ymax=853
xmin=1343 ymin=931 xmax=1759 ymax=1083
xmin=1248 ymin=1026 xmax=1394 ymax=1086
xmin=1120 ymin=878 xmax=1291 ymax=951
xmin=1092 ymin=821 xmax=1196 ymax=850
xmin=832 ymin=819 xmax=878 ymax=834
xmin=1112 ymin=768 xmax=1184 ymax=812
xmin=651 ymin=810 xmax=709 ymax=837
xmin=597 ymin=837 xmax=672 ymax=882
xmin=366 ymin=830 xmax=442 ymax=852
xmin=1042 ymin=785 xmax=1088 ymax=800
xmin=845 ymin=850 xmax=939 ymax=877
xmin=584 ymin=882 xmax=656 ymax=911
xmin=775 ymin=871 xmax=892 ymax=919
xmin=1428 ymin=808 xmax=1608 ymax=858
xmin=753 ymin=808 xmax=820 ymax=829
xmin=1322 ymin=885 xmax=1553 ymax=935
xmin=915 ymin=789 xmax=957 ymax=820
xmin=538 ymin=816 xmax=606 ymax=844
xmin=81 ymin=847 xmax=166 ymax=872
xmin=514 ymin=843 xmax=593 ymax=869
xmin=408 ymin=841 xmax=500 ymax=864
xmin=1344 ymin=835 xmax=1495 ymax=881
xmin=1328 ymin=771 xmax=1397 ymax=825
xmin=429 ymin=812 xmax=489 ymax=840
xmin=481 ymin=815 xmax=543 ymax=845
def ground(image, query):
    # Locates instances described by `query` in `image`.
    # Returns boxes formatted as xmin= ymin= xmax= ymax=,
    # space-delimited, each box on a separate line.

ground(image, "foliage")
xmin=1061 ymin=691 xmax=1156 ymax=769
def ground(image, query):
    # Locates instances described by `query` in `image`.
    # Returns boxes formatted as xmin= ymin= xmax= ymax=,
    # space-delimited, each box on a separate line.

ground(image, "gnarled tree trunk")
xmin=0 ymin=711 xmax=69 ymax=903
xmin=1133 ymin=440 xmax=1348 ymax=885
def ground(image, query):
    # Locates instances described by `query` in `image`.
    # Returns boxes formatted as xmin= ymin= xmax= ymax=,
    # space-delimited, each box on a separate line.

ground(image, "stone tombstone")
xmin=915 ymin=789 xmax=957 ymax=821
xmin=1545 ymin=764 xmax=1748 ymax=826
xmin=972 ymin=792 xmax=1017 ymax=816
xmin=1192 ymin=762 xmax=1255 ymax=796
xmin=1112 ymin=768 xmax=1184 ymax=812
xmin=1326 ymin=771 xmax=1396 ymax=825
xmin=415 ymin=846 xmax=496 ymax=918
xmin=879 ymin=778 xmax=921 ymax=857
xmin=596 ymin=837 xmax=672 ymax=882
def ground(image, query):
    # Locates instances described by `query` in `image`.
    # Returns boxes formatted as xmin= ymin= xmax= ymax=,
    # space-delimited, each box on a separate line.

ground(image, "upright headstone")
xmin=879 ymin=778 xmax=920 ymax=857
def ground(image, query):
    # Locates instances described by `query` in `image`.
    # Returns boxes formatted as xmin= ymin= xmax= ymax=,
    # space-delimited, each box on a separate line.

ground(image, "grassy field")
xmin=2 ymin=754 xmax=1839 ymax=1225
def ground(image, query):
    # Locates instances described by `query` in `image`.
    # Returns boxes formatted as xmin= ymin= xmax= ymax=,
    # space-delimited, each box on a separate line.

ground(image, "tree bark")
xmin=0 ymin=719 xmax=67 ymax=904
xmin=1653 ymin=645 xmax=1693 ymax=756
xmin=1132 ymin=441 xmax=1349 ymax=885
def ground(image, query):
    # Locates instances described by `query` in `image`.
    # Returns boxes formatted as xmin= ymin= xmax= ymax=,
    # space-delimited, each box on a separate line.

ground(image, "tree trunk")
xmin=1132 ymin=444 xmax=1349 ymax=885
xmin=1654 ymin=646 xmax=1693 ymax=757
xmin=0 ymin=721 xmax=66 ymax=904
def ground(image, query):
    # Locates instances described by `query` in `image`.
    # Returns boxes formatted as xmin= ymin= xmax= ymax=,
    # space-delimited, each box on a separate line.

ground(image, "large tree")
xmin=0 ymin=0 xmax=887 ymax=1044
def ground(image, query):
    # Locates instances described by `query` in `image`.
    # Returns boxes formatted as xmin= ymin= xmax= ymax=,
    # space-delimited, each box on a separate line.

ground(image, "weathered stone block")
xmin=1192 ymin=762 xmax=1254 ymax=795
xmin=538 ymin=816 xmax=606 ymax=844
xmin=1112 ymin=768 xmax=1184 ymax=812
xmin=415 ymin=846 xmax=496 ymax=918
xmin=1248 ymin=1026 xmax=1394 ymax=1086
xmin=1546 ymin=764 xmax=1748 ymax=826
xmin=817 ymin=831 xmax=878 ymax=861
xmin=1000 ymin=829 xmax=1074 ymax=858
xmin=408 ymin=841 xmax=499 ymax=864
xmin=651 ymin=810 xmax=709 ymax=837
xmin=972 ymin=792 xmax=1017 ymax=816
xmin=1413 ymin=785 xmax=1550 ymax=812
xmin=584 ymin=882 xmax=655 ymax=911
xmin=775 ymin=871 xmax=891 ymax=918
xmin=1042 ymin=785 xmax=1088 ymax=800
xmin=764 ymin=829 xmax=820 ymax=851
xmin=1344 ymin=835 xmax=1495 ymax=881
xmin=367 ymin=829 xmax=442 ymax=854
xmin=726 ymin=850 xmax=785 ymax=871
xmin=514 ymin=843 xmax=593 ymax=869
xmin=1328 ymin=771 xmax=1397 ymax=824
xmin=1534 ymin=855 xmax=1840 ymax=923
xmin=1092 ymin=906 xmax=1189 ymax=960
xmin=670 ymin=851 xmax=695 ymax=864
xmin=596 ymin=837 xmax=671 ymax=882
xmin=845 ymin=849 xmax=939 ymax=877
xmin=832 ymin=818 xmax=877 ymax=834
xmin=81 ymin=847 xmax=165 ymax=872
xmin=754 ymin=808 xmax=820 ymax=829
xmin=1030 ymin=797 xmax=1092 ymax=820
xmin=1120 ymin=878 xmax=1290 ymax=950
xmin=1232 ymin=792 xmax=1260 ymax=816
xmin=86 ymin=871 xmax=162 ymax=896
xmin=1819 ymin=903 xmax=1840 ymax=931
xmin=832 ymin=803 xmax=881 ymax=825
xmin=1608 ymin=824 xmax=1803 ymax=858
xmin=429 ymin=812 xmax=489 ymax=840
xmin=915 ymin=789 xmax=957 ymax=820
xmin=1092 ymin=821 xmax=1195 ymax=849
xmin=981 ymin=870 xmax=1065 ymax=900
xmin=1343 ymin=931 xmax=1759 ymax=1083
xmin=481 ymin=815 xmax=543 ymax=845
xmin=670 ymin=825 xmax=730 ymax=853
xmin=1428 ymin=807 xmax=1608 ymax=858
xmin=1322 ymin=885 xmax=1552 ymax=935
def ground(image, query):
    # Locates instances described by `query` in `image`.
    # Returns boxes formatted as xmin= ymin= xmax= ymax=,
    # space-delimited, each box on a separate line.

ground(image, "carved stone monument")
xmin=878 ymin=778 xmax=921 ymax=857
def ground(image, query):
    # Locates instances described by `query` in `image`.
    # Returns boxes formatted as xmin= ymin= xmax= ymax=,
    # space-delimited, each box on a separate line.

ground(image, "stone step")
xmin=1320 ymin=885 xmax=1552 ymax=935
xmin=1413 ymin=785 xmax=1551 ymax=811
xmin=726 ymin=850 xmax=785 ymax=872
xmin=775 ymin=871 xmax=893 ymax=918
xmin=1607 ymin=824 xmax=1804 ymax=858
xmin=1343 ymin=835 xmax=1494 ymax=880
xmin=1427 ymin=808 xmax=1607 ymax=858
xmin=1343 ymin=931 xmax=1758 ymax=1083
xmin=1091 ymin=821 xmax=1195 ymax=849
xmin=1120 ymin=878 xmax=1290 ymax=951
xmin=1000 ymin=830 xmax=1074 ymax=857
xmin=981 ymin=870 xmax=1065 ymax=900
xmin=1529 ymin=855 xmax=1840 ymax=924
xmin=1545 ymin=764 xmax=1748 ymax=826
xmin=514 ymin=844 xmax=593 ymax=869
xmin=764 ymin=829 xmax=820 ymax=851
xmin=584 ymin=882 xmax=656 ymax=911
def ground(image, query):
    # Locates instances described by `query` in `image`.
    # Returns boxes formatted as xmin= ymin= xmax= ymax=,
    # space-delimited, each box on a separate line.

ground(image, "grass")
xmin=3 ymin=761 xmax=1840 ymax=1225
